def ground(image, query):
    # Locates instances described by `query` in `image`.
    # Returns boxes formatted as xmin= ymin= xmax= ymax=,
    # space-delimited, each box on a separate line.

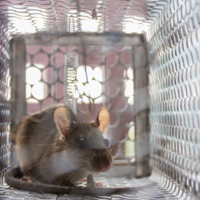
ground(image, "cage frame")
xmin=9 ymin=32 xmax=150 ymax=178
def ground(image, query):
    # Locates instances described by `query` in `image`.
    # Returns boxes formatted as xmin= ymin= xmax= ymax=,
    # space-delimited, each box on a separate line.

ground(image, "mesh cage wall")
xmin=0 ymin=25 xmax=11 ymax=186
xmin=25 ymin=44 xmax=137 ymax=172
xmin=0 ymin=0 xmax=151 ymax=34
xmin=149 ymin=0 xmax=200 ymax=198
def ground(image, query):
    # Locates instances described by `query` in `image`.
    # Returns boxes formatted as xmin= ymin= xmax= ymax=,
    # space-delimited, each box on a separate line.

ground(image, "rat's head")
xmin=54 ymin=107 xmax=113 ymax=174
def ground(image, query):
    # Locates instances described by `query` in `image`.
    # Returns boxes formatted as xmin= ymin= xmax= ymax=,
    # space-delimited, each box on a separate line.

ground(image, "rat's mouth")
xmin=92 ymin=165 xmax=111 ymax=174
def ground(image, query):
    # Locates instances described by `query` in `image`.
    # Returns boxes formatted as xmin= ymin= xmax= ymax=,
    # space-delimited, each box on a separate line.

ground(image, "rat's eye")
xmin=103 ymin=138 xmax=109 ymax=147
xmin=78 ymin=138 xmax=87 ymax=149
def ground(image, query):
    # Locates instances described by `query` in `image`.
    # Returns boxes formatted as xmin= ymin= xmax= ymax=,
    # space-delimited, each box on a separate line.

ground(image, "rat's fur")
xmin=11 ymin=105 xmax=113 ymax=186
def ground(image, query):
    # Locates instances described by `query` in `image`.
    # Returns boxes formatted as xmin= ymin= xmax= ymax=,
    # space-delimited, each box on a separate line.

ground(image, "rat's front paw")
xmin=87 ymin=180 xmax=104 ymax=187
xmin=87 ymin=174 xmax=103 ymax=188
xmin=95 ymin=182 xmax=103 ymax=187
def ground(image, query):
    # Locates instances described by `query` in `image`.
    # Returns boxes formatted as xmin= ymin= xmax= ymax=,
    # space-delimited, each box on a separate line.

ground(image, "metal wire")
xmin=149 ymin=0 xmax=200 ymax=199
xmin=0 ymin=0 xmax=166 ymax=34
xmin=0 ymin=24 xmax=11 ymax=186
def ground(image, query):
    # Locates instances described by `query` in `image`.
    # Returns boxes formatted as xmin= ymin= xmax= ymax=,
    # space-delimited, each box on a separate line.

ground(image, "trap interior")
xmin=0 ymin=0 xmax=200 ymax=199
xmin=11 ymin=33 xmax=149 ymax=179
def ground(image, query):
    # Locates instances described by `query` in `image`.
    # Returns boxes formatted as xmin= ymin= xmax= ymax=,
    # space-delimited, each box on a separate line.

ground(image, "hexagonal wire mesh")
xmin=25 ymin=44 xmax=136 ymax=165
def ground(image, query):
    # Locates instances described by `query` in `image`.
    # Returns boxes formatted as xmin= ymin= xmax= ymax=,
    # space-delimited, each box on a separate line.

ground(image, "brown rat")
xmin=11 ymin=105 xmax=113 ymax=187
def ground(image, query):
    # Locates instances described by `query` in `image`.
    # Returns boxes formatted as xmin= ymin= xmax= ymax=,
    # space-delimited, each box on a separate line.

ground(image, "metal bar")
xmin=13 ymin=32 xmax=144 ymax=46
xmin=10 ymin=38 xmax=26 ymax=128
xmin=133 ymin=40 xmax=150 ymax=177
xmin=52 ymin=45 xmax=58 ymax=104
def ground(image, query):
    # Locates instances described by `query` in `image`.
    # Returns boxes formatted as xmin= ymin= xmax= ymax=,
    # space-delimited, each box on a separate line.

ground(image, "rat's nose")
xmin=101 ymin=164 xmax=110 ymax=171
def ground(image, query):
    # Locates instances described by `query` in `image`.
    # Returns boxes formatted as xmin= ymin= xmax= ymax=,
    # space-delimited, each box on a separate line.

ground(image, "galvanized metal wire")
xmin=0 ymin=0 xmax=164 ymax=34
xmin=149 ymin=0 xmax=200 ymax=199
xmin=0 ymin=24 xmax=11 ymax=186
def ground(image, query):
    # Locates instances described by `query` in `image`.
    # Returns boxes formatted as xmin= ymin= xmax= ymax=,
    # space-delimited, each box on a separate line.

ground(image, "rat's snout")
xmin=100 ymin=157 xmax=111 ymax=171
xmin=101 ymin=163 xmax=110 ymax=171
xmin=99 ymin=159 xmax=111 ymax=172
xmin=89 ymin=148 xmax=112 ymax=173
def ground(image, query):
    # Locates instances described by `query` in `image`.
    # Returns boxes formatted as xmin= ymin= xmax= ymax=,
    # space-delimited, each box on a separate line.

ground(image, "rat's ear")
xmin=95 ymin=108 xmax=110 ymax=134
xmin=54 ymin=107 xmax=72 ymax=138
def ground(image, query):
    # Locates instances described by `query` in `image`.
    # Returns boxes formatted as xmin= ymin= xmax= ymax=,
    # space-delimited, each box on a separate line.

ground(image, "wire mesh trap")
xmin=0 ymin=0 xmax=200 ymax=199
